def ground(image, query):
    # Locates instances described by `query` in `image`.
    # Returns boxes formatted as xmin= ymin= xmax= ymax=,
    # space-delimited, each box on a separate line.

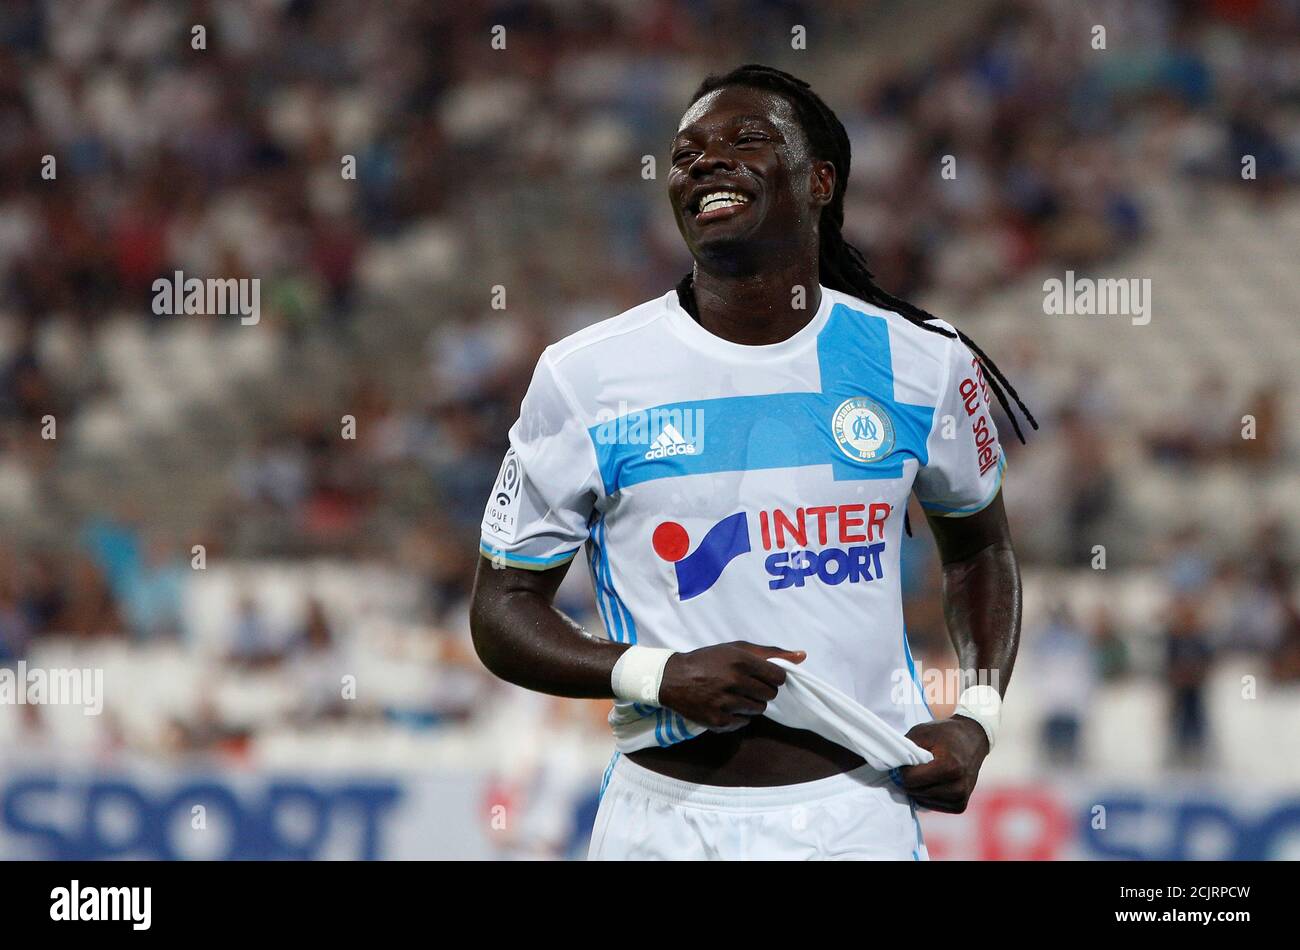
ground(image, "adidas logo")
xmin=644 ymin=423 xmax=697 ymax=460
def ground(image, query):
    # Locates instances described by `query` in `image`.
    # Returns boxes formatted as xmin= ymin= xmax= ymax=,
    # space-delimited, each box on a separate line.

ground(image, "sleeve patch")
xmin=481 ymin=448 xmax=523 ymax=541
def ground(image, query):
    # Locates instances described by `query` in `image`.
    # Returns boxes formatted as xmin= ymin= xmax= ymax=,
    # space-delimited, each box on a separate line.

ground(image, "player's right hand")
xmin=657 ymin=642 xmax=805 ymax=732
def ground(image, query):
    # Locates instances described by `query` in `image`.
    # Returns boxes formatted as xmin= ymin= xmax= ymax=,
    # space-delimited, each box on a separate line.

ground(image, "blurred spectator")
xmin=1220 ymin=560 xmax=1289 ymax=656
xmin=287 ymin=597 xmax=349 ymax=721
xmin=18 ymin=552 xmax=65 ymax=638
xmin=122 ymin=532 xmax=186 ymax=641
xmin=1164 ymin=595 xmax=1215 ymax=768
xmin=49 ymin=555 xmax=125 ymax=638
xmin=81 ymin=514 xmax=142 ymax=603
xmin=0 ymin=578 xmax=32 ymax=662
xmin=423 ymin=397 xmax=503 ymax=533
xmin=1146 ymin=373 xmax=1241 ymax=466
xmin=1058 ymin=406 xmax=1119 ymax=566
xmin=235 ymin=431 xmax=308 ymax=513
xmin=1090 ymin=607 xmax=1130 ymax=683
xmin=1270 ymin=596 xmax=1300 ymax=684
xmin=1034 ymin=602 xmax=1095 ymax=767
xmin=228 ymin=594 xmax=277 ymax=665
xmin=1165 ymin=525 xmax=1215 ymax=595
xmin=1236 ymin=383 xmax=1284 ymax=466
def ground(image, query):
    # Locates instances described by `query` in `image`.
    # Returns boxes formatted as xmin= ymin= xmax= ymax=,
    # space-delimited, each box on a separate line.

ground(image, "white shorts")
xmin=588 ymin=753 xmax=929 ymax=861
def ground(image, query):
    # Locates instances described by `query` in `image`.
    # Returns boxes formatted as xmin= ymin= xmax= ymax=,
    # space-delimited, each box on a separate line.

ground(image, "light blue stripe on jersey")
xmin=599 ymin=751 xmax=620 ymax=801
xmin=653 ymin=707 xmax=697 ymax=748
xmin=586 ymin=543 xmax=618 ymax=643
xmin=589 ymin=518 xmax=692 ymax=749
xmin=587 ymin=303 xmax=935 ymax=495
xmin=585 ymin=536 xmax=610 ymax=637
xmin=645 ymin=702 xmax=695 ymax=748
xmin=480 ymin=542 xmax=579 ymax=569
xmin=675 ymin=712 xmax=691 ymax=741
xmin=591 ymin=521 xmax=623 ymax=643
xmin=910 ymin=800 xmax=925 ymax=860
xmin=588 ymin=516 xmax=637 ymax=644
xmin=601 ymin=517 xmax=636 ymax=644
xmin=903 ymin=625 xmax=934 ymax=720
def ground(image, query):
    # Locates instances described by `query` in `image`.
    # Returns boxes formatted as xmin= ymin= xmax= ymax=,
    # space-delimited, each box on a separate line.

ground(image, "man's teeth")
xmin=698 ymin=191 xmax=749 ymax=213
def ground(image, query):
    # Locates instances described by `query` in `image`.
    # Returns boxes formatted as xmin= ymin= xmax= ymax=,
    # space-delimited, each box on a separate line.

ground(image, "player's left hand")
xmin=896 ymin=716 xmax=990 ymax=813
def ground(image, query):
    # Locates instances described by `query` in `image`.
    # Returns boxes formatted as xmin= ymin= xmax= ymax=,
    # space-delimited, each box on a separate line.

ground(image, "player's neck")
xmin=690 ymin=260 xmax=823 ymax=347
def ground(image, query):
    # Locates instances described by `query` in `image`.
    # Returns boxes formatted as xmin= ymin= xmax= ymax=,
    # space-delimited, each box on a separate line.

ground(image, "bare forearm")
xmin=939 ymin=540 xmax=1021 ymax=697
xmin=469 ymin=561 xmax=627 ymax=698
xmin=905 ymin=496 xmax=1019 ymax=808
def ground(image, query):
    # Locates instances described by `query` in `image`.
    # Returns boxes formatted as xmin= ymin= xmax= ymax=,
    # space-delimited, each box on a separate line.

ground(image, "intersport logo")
xmin=652 ymin=502 xmax=893 ymax=600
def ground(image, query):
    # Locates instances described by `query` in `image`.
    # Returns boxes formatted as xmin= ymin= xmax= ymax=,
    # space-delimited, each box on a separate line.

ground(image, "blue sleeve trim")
xmin=479 ymin=541 xmax=580 ymax=571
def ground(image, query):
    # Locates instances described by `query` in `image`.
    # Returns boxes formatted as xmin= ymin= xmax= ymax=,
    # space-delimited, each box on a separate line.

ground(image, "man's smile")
xmin=685 ymin=184 xmax=755 ymax=224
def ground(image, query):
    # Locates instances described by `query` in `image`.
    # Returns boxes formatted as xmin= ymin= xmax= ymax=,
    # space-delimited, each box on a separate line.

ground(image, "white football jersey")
xmin=480 ymin=286 xmax=1004 ymax=750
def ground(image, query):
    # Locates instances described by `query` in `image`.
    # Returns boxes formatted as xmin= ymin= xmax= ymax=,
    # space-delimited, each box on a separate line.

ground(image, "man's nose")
xmin=691 ymin=142 xmax=739 ymax=176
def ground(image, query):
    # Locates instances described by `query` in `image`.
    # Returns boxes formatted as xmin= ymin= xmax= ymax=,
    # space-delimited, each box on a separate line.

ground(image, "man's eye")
xmin=737 ymin=134 xmax=768 ymax=146
xmin=672 ymin=150 xmax=698 ymax=163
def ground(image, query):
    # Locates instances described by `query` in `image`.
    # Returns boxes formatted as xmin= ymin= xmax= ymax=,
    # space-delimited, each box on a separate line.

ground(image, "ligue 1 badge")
xmin=832 ymin=396 xmax=896 ymax=463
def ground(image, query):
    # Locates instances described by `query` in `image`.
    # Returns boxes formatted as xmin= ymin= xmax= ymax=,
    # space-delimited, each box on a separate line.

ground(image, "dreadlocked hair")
xmin=675 ymin=63 xmax=1037 ymax=445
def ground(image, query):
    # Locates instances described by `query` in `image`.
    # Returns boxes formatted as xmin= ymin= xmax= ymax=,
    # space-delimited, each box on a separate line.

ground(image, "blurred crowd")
xmin=0 ymin=0 xmax=1298 ymax=783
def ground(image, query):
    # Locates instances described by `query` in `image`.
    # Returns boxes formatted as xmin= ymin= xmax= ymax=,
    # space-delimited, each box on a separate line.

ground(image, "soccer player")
xmin=471 ymin=65 xmax=1034 ymax=860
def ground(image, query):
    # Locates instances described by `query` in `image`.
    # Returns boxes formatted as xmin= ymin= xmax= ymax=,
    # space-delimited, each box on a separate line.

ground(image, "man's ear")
xmin=811 ymin=159 xmax=835 ymax=207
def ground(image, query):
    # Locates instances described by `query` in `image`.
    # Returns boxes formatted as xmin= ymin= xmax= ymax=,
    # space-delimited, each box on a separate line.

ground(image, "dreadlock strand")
xmin=956 ymin=330 xmax=1040 ymax=433
xmin=675 ymin=272 xmax=698 ymax=320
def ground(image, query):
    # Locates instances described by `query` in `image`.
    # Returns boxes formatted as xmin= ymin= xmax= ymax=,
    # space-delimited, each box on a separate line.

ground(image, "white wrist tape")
xmin=954 ymin=684 xmax=1002 ymax=750
xmin=611 ymin=647 xmax=675 ymax=705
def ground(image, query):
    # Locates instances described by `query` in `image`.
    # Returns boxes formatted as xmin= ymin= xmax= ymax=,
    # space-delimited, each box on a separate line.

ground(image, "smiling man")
xmin=471 ymin=65 xmax=1036 ymax=860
